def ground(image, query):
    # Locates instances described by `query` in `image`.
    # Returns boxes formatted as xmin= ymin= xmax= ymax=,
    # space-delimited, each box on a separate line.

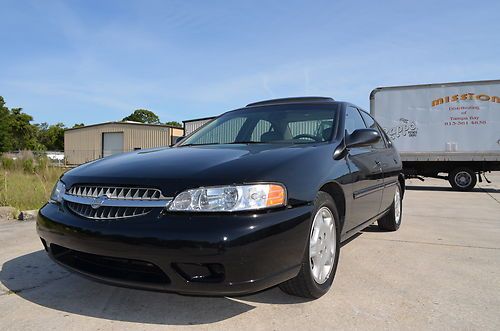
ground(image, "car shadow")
xmin=360 ymin=224 xmax=384 ymax=233
xmin=406 ymin=185 xmax=499 ymax=193
xmin=0 ymin=250 xmax=318 ymax=325
xmin=242 ymin=232 xmax=365 ymax=305
xmin=340 ymin=232 xmax=363 ymax=246
xmin=0 ymin=250 xmax=259 ymax=325
xmin=238 ymin=286 xmax=311 ymax=304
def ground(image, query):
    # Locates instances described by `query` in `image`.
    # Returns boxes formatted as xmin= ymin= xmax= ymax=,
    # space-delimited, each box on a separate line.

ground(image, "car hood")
xmin=63 ymin=144 xmax=331 ymax=196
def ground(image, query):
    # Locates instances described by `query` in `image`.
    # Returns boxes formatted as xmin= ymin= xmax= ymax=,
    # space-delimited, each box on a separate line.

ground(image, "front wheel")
xmin=279 ymin=191 xmax=340 ymax=299
xmin=448 ymin=168 xmax=477 ymax=191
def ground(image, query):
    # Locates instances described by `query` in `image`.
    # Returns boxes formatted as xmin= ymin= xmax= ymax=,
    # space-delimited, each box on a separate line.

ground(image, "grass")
xmin=0 ymin=155 xmax=67 ymax=211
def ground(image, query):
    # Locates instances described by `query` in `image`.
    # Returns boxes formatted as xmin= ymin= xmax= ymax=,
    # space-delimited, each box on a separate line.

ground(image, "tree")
xmin=122 ymin=109 xmax=160 ymax=124
xmin=37 ymin=122 xmax=65 ymax=151
xmin=72 ymin=123 xmax=85 ymax=128
xmin=9 ymin=107 xmax=41 ymax=150
xmin=0 ymin=96 xmax=13 ymax=152
xmin=165 ymin=121 xmax=182 ymax=128
xmin=0 ymin=96 xmax=67 ymax=152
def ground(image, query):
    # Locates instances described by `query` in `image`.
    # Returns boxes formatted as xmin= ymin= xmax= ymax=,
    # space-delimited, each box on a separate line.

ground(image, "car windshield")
xmin=180 ymin=104 xmax=339 ymax=146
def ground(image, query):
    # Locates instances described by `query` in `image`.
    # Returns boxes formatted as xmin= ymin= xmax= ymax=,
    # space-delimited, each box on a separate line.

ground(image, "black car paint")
xmin=37 ymin=100 xmax=403 ymax=295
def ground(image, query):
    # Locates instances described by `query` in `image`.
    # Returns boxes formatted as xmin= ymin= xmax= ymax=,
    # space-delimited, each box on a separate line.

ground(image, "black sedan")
xmin=38 ymin=97 xmax=404 ymax=299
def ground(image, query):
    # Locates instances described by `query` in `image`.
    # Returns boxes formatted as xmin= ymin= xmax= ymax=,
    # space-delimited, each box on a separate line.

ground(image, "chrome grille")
xmin=64 ymin=185 xmax=172 ymax=220
xmin=67 ymin=185 xmax=165 ymax=200
xmin=67 ymin=202 xmax=152 ymax=220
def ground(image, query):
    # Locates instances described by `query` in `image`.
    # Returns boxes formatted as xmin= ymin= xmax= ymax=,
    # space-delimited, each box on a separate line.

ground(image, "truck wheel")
xmin=377 ymin=182 xmax=402 ymax=231
xmin=279 ymin=191 xmax=340 ymax=299
xmin=448 ymin=168 xmax=477 ymax=191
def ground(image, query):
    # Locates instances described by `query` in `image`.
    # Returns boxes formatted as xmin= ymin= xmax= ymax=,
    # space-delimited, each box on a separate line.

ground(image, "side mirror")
xmin=174 ymin=136 xmax=185 ymax=144
xmin=346 ymin=129 xmax=380 ymax=148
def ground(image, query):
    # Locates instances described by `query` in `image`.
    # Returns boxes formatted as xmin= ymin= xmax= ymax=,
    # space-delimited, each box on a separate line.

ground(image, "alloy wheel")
xmin=309 ymin=207 xmax=336 ymax=284
xmin=394 ymin=185 xmax=401 ymax=224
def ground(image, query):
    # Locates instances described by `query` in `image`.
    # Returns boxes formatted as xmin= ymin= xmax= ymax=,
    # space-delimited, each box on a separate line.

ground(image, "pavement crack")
xmin=0 ymin=274 xmax=71 ymax=296
xmin=361 ymin=237 xmax=500 ymax=250
xmin=478 ymin=185 xmax=500 ymax=204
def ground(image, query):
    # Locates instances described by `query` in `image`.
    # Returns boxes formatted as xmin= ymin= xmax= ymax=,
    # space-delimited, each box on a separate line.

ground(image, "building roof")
xmin=65 ymin=121 xmax=184 ymax=131
xmin=182 ymin=116 xmax=217 ymax=124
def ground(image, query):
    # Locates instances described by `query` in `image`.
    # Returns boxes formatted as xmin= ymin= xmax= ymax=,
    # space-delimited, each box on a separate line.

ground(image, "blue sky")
xmin=1 ymin=0 xmax=499 ymax=126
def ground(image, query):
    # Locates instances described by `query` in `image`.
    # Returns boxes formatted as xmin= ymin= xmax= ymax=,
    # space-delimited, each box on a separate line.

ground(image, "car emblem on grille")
xmin=91 ymin=195 xmax=109 ymax=209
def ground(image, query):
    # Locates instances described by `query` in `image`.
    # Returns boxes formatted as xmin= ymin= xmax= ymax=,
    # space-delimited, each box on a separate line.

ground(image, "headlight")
xmin=49 ymin=180 xmax=66 ymax=204
xmin=168 ymin=183 xmax=286 ymax=212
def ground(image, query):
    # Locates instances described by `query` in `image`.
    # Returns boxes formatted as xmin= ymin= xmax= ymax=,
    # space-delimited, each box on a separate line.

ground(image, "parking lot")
xmin=1 ymin=174 xmax=499 ymax=330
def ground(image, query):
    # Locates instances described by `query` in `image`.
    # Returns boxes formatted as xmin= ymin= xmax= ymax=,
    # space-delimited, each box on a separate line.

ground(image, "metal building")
xmin=64 ymin=121 xmax=184 ymax=165
xmin=183 ymin=116 xmax=215 ymax=136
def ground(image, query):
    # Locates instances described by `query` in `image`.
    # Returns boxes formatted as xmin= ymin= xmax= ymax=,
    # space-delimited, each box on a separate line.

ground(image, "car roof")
xmin=245 ymin=97 xmax=335 ymax=108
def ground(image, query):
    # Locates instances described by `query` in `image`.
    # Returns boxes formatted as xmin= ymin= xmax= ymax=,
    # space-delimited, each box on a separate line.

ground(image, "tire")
xmin=279 ymin=191 xmax=340 ymax=299
xmin=378 ymin=182 xmax=403 ymax=231
xmin=448 ymin=168 xmax=477 ymax=191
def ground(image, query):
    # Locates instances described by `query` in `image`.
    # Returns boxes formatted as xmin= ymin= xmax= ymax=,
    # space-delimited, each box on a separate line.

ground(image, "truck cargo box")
xmin=370 ymin=80 xmax=500 ymax=190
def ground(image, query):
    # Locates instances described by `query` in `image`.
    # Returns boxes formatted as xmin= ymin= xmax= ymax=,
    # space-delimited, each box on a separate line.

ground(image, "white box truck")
xmin=370 ymin=80 xmax=500 ymax=191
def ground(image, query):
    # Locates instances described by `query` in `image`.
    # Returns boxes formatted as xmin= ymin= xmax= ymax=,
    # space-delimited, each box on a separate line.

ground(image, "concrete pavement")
xmin=1 ymin=173 xmax=499 ymax=330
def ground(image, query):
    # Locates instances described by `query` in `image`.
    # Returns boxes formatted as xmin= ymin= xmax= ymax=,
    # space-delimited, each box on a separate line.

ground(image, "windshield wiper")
xmin=177 ymin=143 xmax=221 ymax=147
xmin=179 ymin=141 xmax=276 ymax=147
xmin=225 ymin=141 xmax=265 ymax=145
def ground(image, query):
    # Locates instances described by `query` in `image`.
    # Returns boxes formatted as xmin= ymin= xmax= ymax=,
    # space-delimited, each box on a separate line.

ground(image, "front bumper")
xmin=37 ymin=202 xmax=313 ymax=295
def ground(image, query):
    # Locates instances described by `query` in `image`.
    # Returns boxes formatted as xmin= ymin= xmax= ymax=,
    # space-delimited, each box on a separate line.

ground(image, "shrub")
xmin=0 ymin=165 xmax=66 ymax=210
xmin=18 ymin=150 xmax=35 ymax=160
xmin=1 ymin=157 xmax=14 ymax=170
xmin=23 ymin=158 xmax=34 ymax=173
xmin=35 ymin=156 xmax=49 ymax=174
xmin=0 ymin=151 xmax=69 ymax=210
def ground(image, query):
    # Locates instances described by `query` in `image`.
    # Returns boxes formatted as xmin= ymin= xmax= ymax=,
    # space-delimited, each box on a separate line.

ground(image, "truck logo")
xmin=384 ymin=118 xmax=418 ymax=141
xmin=432 ymin=93 xmax=500 ymax=107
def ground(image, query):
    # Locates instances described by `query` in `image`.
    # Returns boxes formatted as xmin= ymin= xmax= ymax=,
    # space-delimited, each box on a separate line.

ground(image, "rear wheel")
xmin=448 ymin=168 xmax=477 ymax=191
xmin=378 ymin=182 xmax=402 ymax=231
xmin=279 ymin=192 xmax=340 ymax=299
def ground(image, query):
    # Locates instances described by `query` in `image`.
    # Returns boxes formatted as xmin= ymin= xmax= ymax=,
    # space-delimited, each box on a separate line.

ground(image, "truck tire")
xmin=448 ymin=168 xmax=477 ymax=191
xmin=279 ymin=191 xmax=340 ymax=299
xmin=377 ymin=182 xmax=402 ymax=231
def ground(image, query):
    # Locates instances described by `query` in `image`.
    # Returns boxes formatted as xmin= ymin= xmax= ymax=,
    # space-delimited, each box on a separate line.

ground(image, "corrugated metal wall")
xmin=191 ymin=118 xmax=245 ymax=144
xmin=288 ymin=121 xmax=328 ymax=137
xmin=64 ymin=123 xmax=184 ymax=165
xmin=184 ymin=119 xmax=214 ymax=135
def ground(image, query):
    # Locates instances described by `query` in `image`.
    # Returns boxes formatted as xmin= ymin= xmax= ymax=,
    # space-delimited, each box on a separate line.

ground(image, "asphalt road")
xmin=1 ymin=173 xmax=499 ymax=330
